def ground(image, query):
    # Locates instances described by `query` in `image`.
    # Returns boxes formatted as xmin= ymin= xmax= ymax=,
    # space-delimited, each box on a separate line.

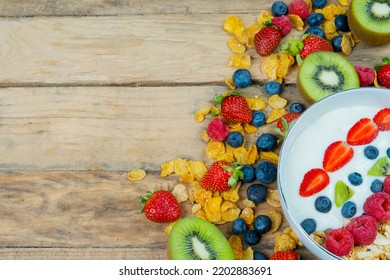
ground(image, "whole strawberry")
xmin=270 ymin=250 xmax=299 ymax=260
xmin=376 ymin=57 xmax=390 ymax=88
xmin=200 ymin=161 xmax=243 ymax=192
xmin=140 ymin=190 xmax=181 ymax=223
xmin=254 ymin=23 xmax=281 ymax=57
xmin=215 ymin=91 xmax=252 ymax=123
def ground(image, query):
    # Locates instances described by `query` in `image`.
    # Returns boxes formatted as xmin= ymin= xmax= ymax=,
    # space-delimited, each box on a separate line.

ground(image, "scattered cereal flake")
xmin=242 ymin=198 xmax=256 ymax=208
xmin=225 ymin=75 xmax=236 ymax=89
xmin=240 ymin=207 xmax=254 ymax=225
xmin=187 ymin=160 xmax=207 ymax=180
xmin=173 ymin=158 xmax=189 ymax=177
xmin=323 ymin=19 xmax=338 ymax=40
xmin=274 ymin=232 xmax=298 ymax=252
xmin=266 ymin=107 xmax=288 ymax=123
xmin=218 ymin=152 xmax=235 ymax=163
xmin=194 ymin=107 xmax=211 ymax=123
xmin=242 ymin=246 xmax=254 ymax=260
xmin=245 ymin=96 xmax=266 ymax=111
xmin=172 ymin=183 xmax=189 ymax=203
xmin=221 ymin=208 xmax=241 ymax=222
xmin=268 ymin=94 xmax=288 ymax=109
xmin=221 ymin=200 xmax=238 ymax=212
xmin=201 ymin=130 xmax=211 ymax=142
xmin=339 ymin=0 xmax=349 ymax=6
xmin=261 ymin=54 xmax=279 ymax=80
xmin=205 ymin=205 xmax=222 ymax=224
xmin=228 ymin=54 xmax=243 ymax=67
xmin=232 ymin=147 xmax=248 ymax=162
xmin=194 ymin=111 xmax=206 ymax=122
xmin=223 ymin=15 xmax=245 ymax=37
xmin=191 ymin=203 xmax=202 ymax=214
xmin=259 ymin=151 xmax=279 ymax=164
xmin=311 ymin=231 xmax=326 ymax=246
xmin=287 ymin=14 xmax=304 ymax=31
xmin=257 ymin=10 xmax=273 ymax=25
xmin=228 ymin=235 xmax=244 ymax=260
xmin=127 ymin=169 xmax=146 ymax=181
xmin=243 ymin=123 xmax=257 ymax=134
xmin=222 ymin=183 xmax=241 ymax=202
xmin=244 ymin=145 xmax=259 ymax=165
xmin=240 ymin=55 xmax=251 ymax=69
xmin=322 ymin=4 xmax=346 ymax=20
xmin=341 ymin=33 xmax=354 ymax=55
xmin=242 ymin=24 xmax=262 ymax=48
xmin=163 ymin=222 xmax=177 ymax=234
xmin=160 ymin=160 xmax=174 ymax=177
xmin=228 ymin=38 xmax=246 ymax=54
xmin=205 ymin=140 xmax=226 ymax=159
xmin=195 ymin=209 xmax=207 ymax=220
xmin=267 ymin=209 xmax=283 ymax=233
xmin=206 ymin=196 xmax=222 ymax=212
xmin=229 ymin=122 xmax=245 ymax=133
xmin=266 ymin=189 xmax=281 ymax=207
xmin=194 ymin=188 xmax=213 ymax=206
xmin=283 ymin=227 xmax=302 ymax=246
xmin=180 ymin=173 xmax=195 ymax=183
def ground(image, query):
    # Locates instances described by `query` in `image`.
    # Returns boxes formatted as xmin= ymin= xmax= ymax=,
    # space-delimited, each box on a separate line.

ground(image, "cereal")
xmin=163 ymin=222 xmax=177 ymax=234
xmin=225 ymin=75 xmax=236 ymax=89
xmin=223 ymin=16 xmax=245 ymax=37
xmin=287 ymin=14 xmax=304 ymax=31
xmin=266 ymin=189 xmax=281 ymax=207
xmin=341 ymin=32 xmax=354 ymax=55
xmin=127 ymin=169 xmax=146 ymax=181
xmin=173 ymin=158 xmax=189 ymax=177
xmin=267 ymin=209 xmax=283 ymax=233
xmin=243 ymin=123 xmax=257 ymax=134
xmin=221 ymin=208 xmax=241 ymax=222
xmin=268 ymin=94 xmax=288 ymax=109
xmin=228 ymin=235 xmax=244 ymax=260
xmin=172 ymin=184 xmax=189 ymax=203
xmin=228 ymin=38 xmax=246 ymax=54
xmin=266 ymin=107 xmax=288 ymax=123
xmin=205 ymin=140 xmax=226 ymax=159
xmin=257 ymin=10 xmax=273 ymax=25
xmin=186 ymin=160 xmax=207 ymax=180
xmin=259 ymin=151 xmax=279 ymax=164
xmin=240 ymin=207 xmax=254 ymax=225
xmin=194 ymin=107 xmax=211 ymax=123
xmin=245 ymin=97 xmax=266 ymax=111
xmin=222 ymin=183 xmax=241 ymax=202
xmin=242 ymin=24 xmax=262 ymax=48
xmin=244 ymin=145 xmax=259 ymax=165
xmin=242 ymin=198 xmax=256 ymax=208
xmin=242 ymin=246 xmax=254 ymax=260
xmin=274 ymin=231 xmax=298 ymax=252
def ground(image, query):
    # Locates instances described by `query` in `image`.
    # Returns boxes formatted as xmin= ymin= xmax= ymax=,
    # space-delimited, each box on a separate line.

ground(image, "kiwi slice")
xmin=169 ymin=217 xmax=234 ymax=260
xmin=297 ymin=51 xmax=360 ymax=103
xmin=334 ymin=180 xmax=354 ymax=208
xmin=368 ymin=156 xmax=390 ymax=176
xmin=348 ymin=0 xmax=390 ymax=45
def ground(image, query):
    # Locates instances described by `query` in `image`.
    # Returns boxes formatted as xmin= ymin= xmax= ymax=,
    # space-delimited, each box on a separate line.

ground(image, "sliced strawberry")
xmin=347 ymin=118 xmax=379 ymax=145
xmin=299 ymin=168 xmax=330 ymax=197
xmin=323 ymin=141 xmax=354 ymax=172
xmin=276 ymin=112 xmax=301 ymax=131
xmin=373 ymin=108 xmax=390 ymax=131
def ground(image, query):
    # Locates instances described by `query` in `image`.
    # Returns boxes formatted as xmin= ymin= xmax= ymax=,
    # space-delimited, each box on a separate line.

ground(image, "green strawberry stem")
xmin=221 ymin=162 xmax=243 ymax=187
xmin=139 ymin=191 xmax=152 ymax=212
xmin=374 ymin=57 xmax=390 ymax=71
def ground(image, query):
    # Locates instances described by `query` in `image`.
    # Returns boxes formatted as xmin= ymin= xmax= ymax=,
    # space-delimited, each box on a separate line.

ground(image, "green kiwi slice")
xmin=367 ymin=156 xmax=390 ymax=176
xmin=348 ymin=0 xmax=390 ymax=45
xmin=169 ymin=217 xmax=234 ymax=260
xmin=297 ymin=52 xmax=360 ymax=103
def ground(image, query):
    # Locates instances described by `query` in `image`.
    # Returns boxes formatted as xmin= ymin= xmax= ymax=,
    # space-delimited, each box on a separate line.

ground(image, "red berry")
xmin=373 ymin=108 xmax=390 ymax=131
xmin=288 ymin=0 xmax=310 ymax=21
xmin=299 ymin=168 xmax=330 ymax=197
xmin=206 ymin=117 xmax=230 ymax=141
xmin=347 ymin=118 xmax=379 ymax=146
xmin=271 ymin=15 xmax=292 ymax=37
xmin=270 ymin=250 xmax=299 ymax=260
xmin=323 ymin=141 xmax=354 ymax=172
xmin=346 ymin=215 xmax=378 ymax=246
xmin=299 ymin=35 xmax=333 ymax=60
xmin=383 ymin=176 xmax=390 ymax=194
xmin=363 ymin=192 xmax=390 ymax=222
xmin=254 ymin=25 xmax=282 ymax=57
xmin=200 ymin=161 xmax=242 ymax=192
xmin=141 ymin=190 xmax=181 ymax=223
xmin=220 ymin=93 xmax=253 ymax=123
xmin=378 ymin=64 xmax=390 ymax=88
xmin=354 ymin=65 xmax=375 ymax=87
xmin=325 ymin=228 xmax=354 ymax=257
xmin=276 ymin=112 xmax=301 ymax=131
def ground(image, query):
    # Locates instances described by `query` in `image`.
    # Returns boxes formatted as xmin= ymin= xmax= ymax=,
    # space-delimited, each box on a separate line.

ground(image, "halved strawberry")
xmin=373 ymin=108 xmax=390 ymax=131
xmin=299 ymin=168 xmax=330 ymax=197
xmin=323 ymin=141 xmax=354 ymax=172
xmin=347 ymin=118 xmax=379 ymax=145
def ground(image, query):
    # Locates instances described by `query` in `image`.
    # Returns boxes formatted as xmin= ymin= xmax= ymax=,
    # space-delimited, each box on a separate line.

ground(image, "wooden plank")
xmin=0 ymin=15 xmax=388 ymax=87
xmin=0 ymin=170 xmax=317 ymax=260
xmin=0 ymin=86 xmax=307 ymax=171
xmin=0 ymin=0 xmax=265 ymax=17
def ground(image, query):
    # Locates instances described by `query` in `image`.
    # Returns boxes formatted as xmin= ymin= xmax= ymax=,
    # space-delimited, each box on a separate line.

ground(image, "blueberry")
xmin=253 ymin=251 xmax=267 ymax=260
xmin=334 ymin=14 xmax=350 ymax=32
xmin=246 ymin=184 xmax=267 ymax=204
xmin=232 ymin=69 xmax=252 ymax=88
xmin=289 ymin=102 xmax=306 ymax=113
xmin=271 ymin=1 xmax=288 ymax=17
xmin=364 ymin=145 xmax=379 ymax=160
xmin=348 ymin=172 xmax=363 ymax=186
xmin=370 ymin=179 xmax=383 ymax=193
xmin=244 ymin=229 xmax=261 ymax=245
xmin=387 ymin=147 xmax=390 ymax=158
xmin=241 ymin=164 xmax=255 ymax=183
xmin=251 ymin=111 xmax=266 ymax=127
xmin=256 ymin=133 xmax=277 ymax=152
xmin=331 ymin=35 xmax=343 ymax=52
xmin=253 ymin=215 xmax=272 ymax=234
xmin=312 ymin=0 xmax=327 ymax=9
xmin=255 ymin=162 xmax=277 ymax=184
xmin=314 ymin=196 xmax=332 ymax=213
xmin=341 ymin=201 xmax=357 ymax=218
xmin=300 ymin=218 xmax=317 ymax=235
xmin=226 ymin=131 xmax=244 ymax=148
xmin=304 ymin=26 xmax=325 ymax=38
xmin=264 ymin=81 xmax=281 ymax=95
xmin=232 ymin=218 xmax=247 ymax=235
xmin=306 ymin=13 xmax=325 ymax=27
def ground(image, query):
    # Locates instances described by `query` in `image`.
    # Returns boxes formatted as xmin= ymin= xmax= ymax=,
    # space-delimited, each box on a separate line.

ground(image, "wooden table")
xmin=0 ymin=0 xmax=387 ymax=260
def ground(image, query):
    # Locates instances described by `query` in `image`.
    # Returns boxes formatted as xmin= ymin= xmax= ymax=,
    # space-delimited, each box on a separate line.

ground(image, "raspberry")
xmin=363 ymin=192 xmax=390 ymax=222
xmin=346 ymin=215 xmax=378 ymax=246
xmin=325 ymin=228 xmax=354 ymax=256
xmin=206 ymin=117 xmax=230 ymax=141
xmin=271 ymin=15 xmax=292 ymax=37
xmin=354 ymin=65 xmax=375 ymax=87
xmin=288 ymin=0 xmax=310 ymax=21
xmin=383 ymin=176 xmax=390 ymax=194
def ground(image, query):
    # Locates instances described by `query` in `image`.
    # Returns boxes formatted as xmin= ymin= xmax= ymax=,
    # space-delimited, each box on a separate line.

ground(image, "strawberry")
xmin=373 ymin=108 xmax=390 ymax=131
xmin=214 ymin=91 xmax=252 ymax=123
xmin=323 ymin=141 xmax=354 ymax=172
xmin=140 ymin=190 xmax=181 ymax=223
xmin=280 ymin=34 xmax=333 ymax=65
xmin=200 ymin=161 xmax=243 ymax=192
xmin=270 ymin=250 xmax=299 ymax=260
xmin=276 ymin=112 xmax=301 ymax=131
xmin=347 ymin=118 xmax=379 ymax=145
xmin=254 ymin=24 xmax=281 ymax=57
xmin=299 ymin=168 xmax=330 ymax=197
xmin=375 ymin=57 xmax=390 ymax=88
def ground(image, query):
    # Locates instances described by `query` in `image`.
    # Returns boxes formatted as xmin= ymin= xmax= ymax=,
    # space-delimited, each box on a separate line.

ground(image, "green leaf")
xmin=296 ymin=54 xmax=303 ymax=66
xmin=382 ymin=57 xmax=390 ymax=65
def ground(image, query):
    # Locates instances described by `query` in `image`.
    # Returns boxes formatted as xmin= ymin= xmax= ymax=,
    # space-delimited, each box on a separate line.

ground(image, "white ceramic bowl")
xmin=278 ymin=87 xmax=390 ymax=260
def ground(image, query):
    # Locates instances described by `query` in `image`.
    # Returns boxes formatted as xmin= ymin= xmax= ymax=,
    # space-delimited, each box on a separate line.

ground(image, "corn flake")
xmin=341 ymin=32 xmax=354 ymax=55
xmin=221 ymin=208 xmax=241 ymax=222
xmin=163 ymin=222 xmax=177 ymax=234
xmin=127 ymin=169 xmax=146 ymax=181
xmin=242 ymin=24 xmax=262 ymax=48
xmin=261 ymin=54 xmax=279 ymax=81
xmin=274 ymin=232 xmax=298 ymax=252
xmin=228 ymin=38 xmax=246 ymax=54
xmin=242 ymin=198 xmax=256 ymax=208
xmin=222 ymin=183 xmax=241 ymax=202
xmin=187 ymin=160 xmax=207 ymax=180
xmin=267 ymin=209 xmax=283 ymax=233
xmin=287 ymin=14 xmax=304 ymax=31
xmin=243 ymin=123 xmax=257 ymax=134
xmin=266 ymin=107 xmax=288 ymax=123
xmin=323 ymin=19 xmax=338 ymax=40
xmin=172 ymin=184 xmax=189 ymax=203
xmin=339 ymin=0 xmax=349 ymax=6
xmin=160 ymin=160 xmax=174 ymax=177
xmin=259 ymin=151 xmax=279 ymax=164
xmin=205 ymin=140 xmax=225 ymax=159
xmin=268 ymin=94 xmax=288 ymax=109
xmin=243 ymin=247 xmax=254 ymax=260
xmin=266 ymin=189 xmax=281 ymax=207
xmin=245 ymin=96 xmax=266 ymax=111
xmin=257 ymin=10 xmax=273 ymax=25
xmin=201 ymin=130 xmax=210 ymax=142
xmin=240 ymin=55 xmax=251 ymax=69
xmin=223 ymin=16 xmax=245 ymax=37
xmin=180 ymin=173 xmax=195 ymax=183
xmin=191 ymin=203 xmax=202 ymax=214
xmin=225 ymin=75 xmax=236 ymax=89
xmin=240 ymin=207 xmax=254 ymax=225
xmin=228 ymin=235 xmax=244 ymax=260
xmin=244 ymin=145 xmax=259 ymax=165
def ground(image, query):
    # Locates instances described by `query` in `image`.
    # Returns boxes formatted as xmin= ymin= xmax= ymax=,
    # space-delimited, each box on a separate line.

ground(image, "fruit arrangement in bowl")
xmin=278 ymin=88 xmax=390 ymax=260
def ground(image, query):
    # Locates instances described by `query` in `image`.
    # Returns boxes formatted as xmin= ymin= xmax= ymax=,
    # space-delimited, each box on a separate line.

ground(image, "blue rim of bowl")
xmin=277 ymin=87 xmax=390 ymax=260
